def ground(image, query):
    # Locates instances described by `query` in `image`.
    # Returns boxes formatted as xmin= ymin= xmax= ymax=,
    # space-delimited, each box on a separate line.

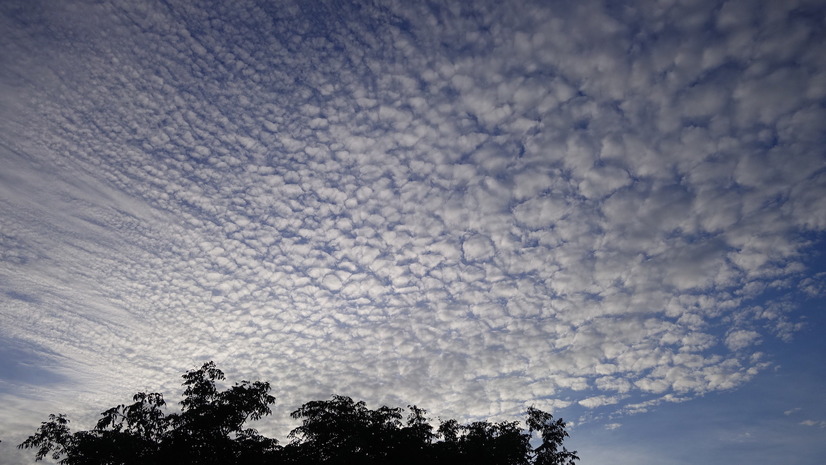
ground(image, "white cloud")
xmin=462 ymin=234 xmax=496 ymax=262
xmin=1 ymin=1 xmax=825 ymax=460
xmin=579 ymin=395 xmax=621 ymax=409
xmin=513 ymin=196 xmax=569 ymax=229
xmin=725 ymin=330 xmax=762 ymax=351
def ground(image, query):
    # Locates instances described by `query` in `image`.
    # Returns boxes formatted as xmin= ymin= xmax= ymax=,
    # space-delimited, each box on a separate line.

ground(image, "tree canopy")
xmin=19 ymin=362 xmax=578 ymax=465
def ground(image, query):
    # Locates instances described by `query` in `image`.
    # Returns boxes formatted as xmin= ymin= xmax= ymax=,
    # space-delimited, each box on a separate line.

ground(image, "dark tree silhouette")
xmin=284 ymin=395 xmax=404 ymax=465
xmin=162 ymin=361 xmax=277 ymax=464
xmin=19 ymin=362 xmax=578 ymax=465
xmin=526 ymin=406 xmax=580 ymax=465
xmin=18 ymin=362 xmax=278 ymax=465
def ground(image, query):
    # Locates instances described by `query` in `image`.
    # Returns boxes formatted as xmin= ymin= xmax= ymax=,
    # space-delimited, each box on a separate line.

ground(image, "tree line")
xmin=18 ymin=362 xmax=579 ymax=465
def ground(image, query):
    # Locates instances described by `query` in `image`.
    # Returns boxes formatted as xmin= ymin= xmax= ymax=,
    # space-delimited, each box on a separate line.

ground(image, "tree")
xmin=526 ymin=406 xmax=579 ymax=465
xmin=162 ymin=361 xmax=277 ymax=464
xmin=18 ymin=414 xmax=73 ymax=463
xmin=395 ymin=405 xmax=436 ymax=463
xmin=20 ymin=363 xmax=578 ymax=465
xmin=284 ymin=395 xmax=405 ymax=465
xmin=18 ymin=362 xmax=278 ymax=465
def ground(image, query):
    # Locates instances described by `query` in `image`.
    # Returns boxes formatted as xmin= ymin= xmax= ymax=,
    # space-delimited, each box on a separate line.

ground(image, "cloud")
xmin=799 ymin=272 xmax=826 ymax=297
xmin=462 ymin=234 xmax=496 ymax=262
xmin=579 ymin=395 xmax=621 ymax=409
xmin=1 ymin=0 xmax=825 ymax=456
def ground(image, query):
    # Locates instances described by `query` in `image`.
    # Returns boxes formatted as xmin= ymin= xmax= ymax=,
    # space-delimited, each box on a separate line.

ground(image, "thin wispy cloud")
xmin=1 ymin=1 xmax=825 ymax=463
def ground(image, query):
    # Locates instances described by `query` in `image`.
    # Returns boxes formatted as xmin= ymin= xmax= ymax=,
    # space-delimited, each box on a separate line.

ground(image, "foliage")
xmin=19 ymin=362 xmax=577 ymax=465
xmin=526 ymin=407 xmax=580 ymax=465
xmin=18 ymin=362 xmax=278 ymax=465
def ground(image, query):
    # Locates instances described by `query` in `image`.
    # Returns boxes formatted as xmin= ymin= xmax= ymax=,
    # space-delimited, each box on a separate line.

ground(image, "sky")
xmin=1 ymin=0 xmax=825 ymax=463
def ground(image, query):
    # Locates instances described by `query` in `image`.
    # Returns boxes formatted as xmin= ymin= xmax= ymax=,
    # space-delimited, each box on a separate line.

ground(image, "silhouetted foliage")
xmin=19 ymin=362 xmax=278 ymax=465
xmin=526 ymin=407 xmax=579 ymax=465
xmin=19 ymin=362 xmax=577 ymax=465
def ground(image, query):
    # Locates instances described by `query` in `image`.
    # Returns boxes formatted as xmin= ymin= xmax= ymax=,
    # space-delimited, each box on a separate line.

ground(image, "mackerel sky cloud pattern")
xmin=1 ymin=0 xmax=825 ymax=463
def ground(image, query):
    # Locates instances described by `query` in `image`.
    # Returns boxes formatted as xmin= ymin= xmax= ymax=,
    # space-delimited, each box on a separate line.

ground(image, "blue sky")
xmin=1 ymin=0 xmax=825 ymax=463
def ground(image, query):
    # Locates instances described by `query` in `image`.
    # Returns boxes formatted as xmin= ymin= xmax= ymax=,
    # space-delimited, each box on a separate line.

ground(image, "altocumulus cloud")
xmin=1 ymin=0 xmax=825 ymax=459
